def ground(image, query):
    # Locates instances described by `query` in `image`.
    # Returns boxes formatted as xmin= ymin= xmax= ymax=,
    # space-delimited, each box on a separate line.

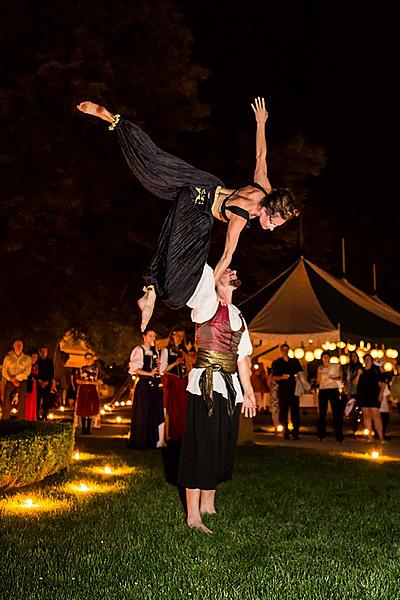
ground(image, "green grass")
xmin=1 ymin=438 xmax=400 ymax=600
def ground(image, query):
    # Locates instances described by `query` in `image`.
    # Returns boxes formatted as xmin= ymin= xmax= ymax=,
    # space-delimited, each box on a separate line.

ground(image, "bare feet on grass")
xmin=137 ymin=286 xmax=156 ymax=332
xmin=188 ymin=520 xmax=213 ymax=535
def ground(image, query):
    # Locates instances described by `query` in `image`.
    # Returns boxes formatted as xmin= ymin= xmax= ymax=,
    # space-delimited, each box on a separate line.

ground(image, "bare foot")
xmin=187 ymin=520 xmax=213 ymax=535
xmin=137 ymin=286 xmax=156 ymax=332
xmin=76 ymin=101 xmax=113 ymax=123
xmin=200 ymin=509 xmax=217 ymax=516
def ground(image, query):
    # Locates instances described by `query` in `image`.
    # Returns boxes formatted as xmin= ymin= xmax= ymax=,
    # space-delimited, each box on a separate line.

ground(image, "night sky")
xmin=1 ymin=0 xmax=399 ymax=360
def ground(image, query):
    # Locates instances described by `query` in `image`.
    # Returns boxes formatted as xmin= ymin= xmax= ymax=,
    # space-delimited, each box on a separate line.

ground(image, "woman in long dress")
xmin=159 ymin=327 xmax=188 ymax=442
xmin=77 ymin=98 xmax=299 ymax=329
xmin=25 ymin=351 xmax=38 ymax=420
xmin=128 ymin=328 xmax=165 ymax=449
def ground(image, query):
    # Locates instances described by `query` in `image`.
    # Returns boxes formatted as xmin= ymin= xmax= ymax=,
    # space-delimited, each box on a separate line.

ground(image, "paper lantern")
xmin=322 ymin=342 xmax=331 ymax=350
xmin=338 ymin=341 xmax=346 ymax=349
xmin=330 ymin=356 xmax=339 ymax=364
xmin=386 ymin=349 xmax=399 ymax=359
xmin=347 ymin=344 xmax=357 ymax=352
xmin=340 ymin=355 xmax=349 ymax=365
xmin=384 ymin=362 xmax=393 ymax=372
xmin=294 ymin=347 xmax=305 ymax=359
xmin=356 ymin=349 xmax=365 ymax=359
xmin=314 ymin=348 xmax=323 ymax=360
xmin=376 ymin=349 xmax=384 ymax=359
xmin=288 ymin=350 xmax=294 ymax=358
xmin=304 ymin=351 xmax=315 ymax=362
xmin=370 ymin=349 xmax=379 ymax=359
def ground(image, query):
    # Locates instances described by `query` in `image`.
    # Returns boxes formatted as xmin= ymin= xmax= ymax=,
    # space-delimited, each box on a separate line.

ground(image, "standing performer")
xmin=159 ymin=327 xmax=188 ymax=442
xmin=77 ymin=98 xmax=299 ymax=329
xmin=177 ymin=264 xmax=256 ymax=534
xmin=128 ymin=328 xmax=165 ymax=449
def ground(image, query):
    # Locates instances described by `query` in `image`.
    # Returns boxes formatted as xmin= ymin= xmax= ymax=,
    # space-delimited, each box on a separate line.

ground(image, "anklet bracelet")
xmin=108 ymin=113 xmax=121 ymax=131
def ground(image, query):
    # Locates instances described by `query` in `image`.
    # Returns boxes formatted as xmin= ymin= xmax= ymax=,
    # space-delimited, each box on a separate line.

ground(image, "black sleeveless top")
xmin=220 ymin=182 xmax=268 ymax=228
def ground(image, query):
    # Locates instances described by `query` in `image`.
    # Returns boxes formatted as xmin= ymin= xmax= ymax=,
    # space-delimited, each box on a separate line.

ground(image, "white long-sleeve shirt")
xmin=186 ymin=264 xmax=252 ymax=404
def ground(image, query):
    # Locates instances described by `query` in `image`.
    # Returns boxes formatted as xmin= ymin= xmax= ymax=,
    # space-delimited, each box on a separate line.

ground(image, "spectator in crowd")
xmin=66 ymin=368 xmax=78 ymax=408
xmin=344 ymin=351 xmax=364 ymax=433
xmin=160 ymin=327 xmax=188 ymax=443
xmin=187 ymin=346 xmax=197 ymax=372
xmin=317 ymin=351 xmax=344 ymax=442
xmin=379 ymin=379 xmax=391 ymax=439
xmin=36 ymin=346 xmax=54 ymax=420
xmin=25 ymin=351 xmax=39 ymax=420
xmin=390 ymin=361 xmax=400 ymax=412
xmin=250 ymin=361 xmax=269 ymax=414
xmin=272 ymin=344 xmax=303 ymax=440
xmin=75 ymin=352 xmax=101 ymax=435
xmin=1 ymin=340 xmax=31 ymax=420
xmin=128 ymin=328 xmax=165 ymax=449
xmin=267 ymin=367 xmax=280 ymax=433
xmin=357 ymin=353 xmax=384 ymax=443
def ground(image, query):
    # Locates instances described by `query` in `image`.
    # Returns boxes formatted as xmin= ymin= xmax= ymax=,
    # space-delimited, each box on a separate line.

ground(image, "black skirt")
xmin=116 ymin=119 xmax=224 ymax=309
xmin=128 ymin=378 xmax=164 ymax=449
xmin=178 ymin=392 xmax=240 ymax=490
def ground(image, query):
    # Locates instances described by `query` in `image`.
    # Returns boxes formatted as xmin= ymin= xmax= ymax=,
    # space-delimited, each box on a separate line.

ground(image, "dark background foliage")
xmin=1 ymin=0 xmax=398 ymax=362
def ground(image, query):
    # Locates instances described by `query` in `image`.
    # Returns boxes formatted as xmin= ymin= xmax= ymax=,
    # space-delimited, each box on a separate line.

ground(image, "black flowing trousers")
xmin=116 ymin=120 xmax=224 ymax=309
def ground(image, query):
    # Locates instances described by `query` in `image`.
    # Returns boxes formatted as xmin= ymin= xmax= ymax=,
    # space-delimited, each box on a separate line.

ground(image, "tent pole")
xmin=299 ymin=215 xmax=304 ymax=254
xmin=372 ymin=263 xmax=377 ymax=294
xmin=341 ymin=238 xmax=346 ymax=278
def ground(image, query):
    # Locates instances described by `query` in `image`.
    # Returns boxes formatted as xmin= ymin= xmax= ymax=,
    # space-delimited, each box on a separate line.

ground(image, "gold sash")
xmin=195 ymin=349 xmax=237 ymax=417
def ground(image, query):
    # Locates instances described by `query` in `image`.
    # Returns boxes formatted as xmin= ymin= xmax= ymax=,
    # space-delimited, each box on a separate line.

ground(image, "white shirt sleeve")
xmin=128 ymin=346 xmax=144 ymax=376
xmin=186 ymin=264 xmax=218 ymax=323
xmin=237 ymin=323 xmax=253 ymax=362
xmin=159 ymin=348 xmax=168 ymax=376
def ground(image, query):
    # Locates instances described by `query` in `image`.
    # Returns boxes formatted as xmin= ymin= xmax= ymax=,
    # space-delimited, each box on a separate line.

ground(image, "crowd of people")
xmin=251 ymin=344 xmax=400 ymax=443
xmin=0 ymin=340 xmax=103 ymax=436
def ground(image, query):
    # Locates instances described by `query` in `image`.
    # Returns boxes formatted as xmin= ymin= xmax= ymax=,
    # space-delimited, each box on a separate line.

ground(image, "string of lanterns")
xmin=284 ymin=342 xmax=398 ymax=371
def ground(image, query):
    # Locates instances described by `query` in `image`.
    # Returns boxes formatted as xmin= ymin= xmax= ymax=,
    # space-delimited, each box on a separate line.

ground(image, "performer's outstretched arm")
xmin=213 ymin=216 xmax=246 ymax=284
xmin=251 ymin=97 xmax=272 ymax=193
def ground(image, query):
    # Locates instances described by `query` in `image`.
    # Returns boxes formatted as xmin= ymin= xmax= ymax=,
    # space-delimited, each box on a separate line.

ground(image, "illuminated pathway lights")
xmin=88 ymin=465 xmax=138 ymax=477
xmin=65 ymin=481 xmax=125 ymax=496
xmin=1 ymin=495 xmax=69 ymax=516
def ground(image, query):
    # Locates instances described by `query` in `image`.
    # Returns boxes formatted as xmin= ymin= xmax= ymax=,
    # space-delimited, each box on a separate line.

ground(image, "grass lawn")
xmin=1 ymin=438 xmax=400 ymax=600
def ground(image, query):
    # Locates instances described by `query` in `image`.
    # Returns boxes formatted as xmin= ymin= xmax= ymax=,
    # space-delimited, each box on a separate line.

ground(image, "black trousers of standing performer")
xmin=278 ymin=387 xmax=300 ymax=439
xmin=318 ymin=388 xmax=344 ymax=442
xmin=36 ymin=384 xmax=51 ymax=421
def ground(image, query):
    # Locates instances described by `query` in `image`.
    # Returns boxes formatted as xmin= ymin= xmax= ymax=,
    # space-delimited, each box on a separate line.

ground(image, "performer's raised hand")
xmin=251 ymin=97 xmax=268 ymax=125
xmin=241 ymin=389 xmax=257 ymax=418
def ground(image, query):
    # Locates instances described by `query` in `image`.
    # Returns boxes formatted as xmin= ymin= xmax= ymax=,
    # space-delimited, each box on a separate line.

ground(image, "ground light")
xmin=116 ymin=417 xmax=122 ymax=423
xmin=65 ymin=481 xmax=125 ymax=495
xmin=1 ymin=495 xmax=69 ymax=516
xmin=59 ymin=406 xmax=65 ymax=412
xmin=74 ymin=451 xmax=80 ymax=460
xmin=363 ymin=428 xmax=370 ymax=436
xmin=88 ymin=465 xmax=138 ymax=477
xmin=277 ymin=425 xmax=284 ymax=433
xmin=48 ymin=413 xmax=54 ymax=420
xmin=371 ymin=451 xmax=380 ymax=459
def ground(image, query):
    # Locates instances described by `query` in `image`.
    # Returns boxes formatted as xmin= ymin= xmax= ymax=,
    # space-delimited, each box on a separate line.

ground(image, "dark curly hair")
xmin=261 ymin=188 xmax=299 ymax=221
